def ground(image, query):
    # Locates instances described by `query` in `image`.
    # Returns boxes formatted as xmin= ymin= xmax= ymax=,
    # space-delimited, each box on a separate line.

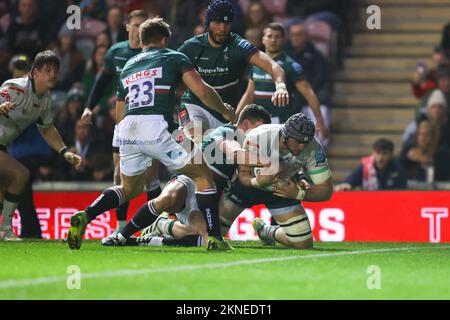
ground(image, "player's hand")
xmin=273 ymin=178 xmax=305 ymax=199
xmin=255 ymin=168 xmax=280 ymax=187
xmin=80 ymin=107 xmax=93 ymax=125
xmin=0 ymin=102 xmax=16 ymax=114
xmin=64 ymin=152 xmax=82 ymax=170
xmin=223 ymin=103 xmax=236 ymax=123
xmin=271 ymin=82 xmax=289 ymax=107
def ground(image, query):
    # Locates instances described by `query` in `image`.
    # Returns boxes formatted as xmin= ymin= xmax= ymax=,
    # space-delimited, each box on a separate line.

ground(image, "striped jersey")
xmin=244 ymin=124 xmax=331 ymax=184
xmin=0 ymin=77 xmax=53 ymax=147
xmin=116 ymin=47 xmax=195 ymax=121
xmin=250 ymin=52 xmax=305 ymax=123
xmin=178 ymin=32 xmax=258 ymax=122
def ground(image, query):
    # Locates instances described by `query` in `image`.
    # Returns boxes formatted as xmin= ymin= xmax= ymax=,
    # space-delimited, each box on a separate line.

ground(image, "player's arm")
xmin=249 ymin=51 xmax=288 ymax=107
xmin=182 ymin=70 xmax=235 ymax=122
xmin=38 ymin=125 xmax=81 ymax=169
xmin=81 ymin=68 xmax=115 ymax=125
xmin=218 ymin=139 xmax=269 ymax=167
xmin=295 ymin=80 xmax=328 ymax=138
xmin=235 ymin=79 xmax=255 ymax=120
xmin=0 ymin=83 xmax=24 ymax=114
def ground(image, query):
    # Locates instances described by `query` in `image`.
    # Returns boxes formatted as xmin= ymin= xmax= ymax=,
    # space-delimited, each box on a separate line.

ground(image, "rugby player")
xmin=80 ymin=10 xmax=163 ymax=235
xmin=0 ymin=51 xmax=81 ymax=240
xmin=67 ymin=17 xmax=235 ymax=250
xmin=236 ymin=22 xmax=328 ymax=141
xmin=101 ymin=104 xmax=271 ymax=248
xmin=224 ymin=113 xmax=333 ymax=249
xmin=177 ymin=0 xmax=289 ymax=143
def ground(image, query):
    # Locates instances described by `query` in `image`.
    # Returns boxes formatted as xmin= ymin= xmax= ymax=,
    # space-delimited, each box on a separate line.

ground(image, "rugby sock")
xmin=120 ymin=200 xmax=161 ymax=239
xmin=116 ymin=201 xmax=129 ymax=223
xmin=128 ymin=236 xmax=164 ymax=246
xmin=1 ymin=192 xmax=20 ymax=229
xmin=196 ymin=189 xmax=222 ymax=240
xmin=146 ymin=180 xmax=162 ymax=201
xmin=163 ymin=235 xmax=203 ymax=247
xmin=86 ymin=187 xmax=124 ymax=222
xmin=157 ymin=218 xmax=176 ymax=237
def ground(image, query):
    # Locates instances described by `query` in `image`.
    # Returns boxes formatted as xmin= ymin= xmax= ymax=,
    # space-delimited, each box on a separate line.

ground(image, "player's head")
xmin=30 ymin=50 xmax=60 ymax=89
xmin=236 ymin=104 xmax=271 ymax=132
xmin=205 ymin=0 xmax=233 ymax=46
xmin=280 ymin=113 xmax=315 ymax=155
xmin=126 ymin=10 xmax=149 ymax=48
xmin=262 ymin=22 xmax=285 ymax=55
xmin=139 ymin=17 xmax=172 ymax=48
xmin=9 ymin=54 xmax=30 ymax=78
xmin=372 ymin=138 xmax=394 ymax=170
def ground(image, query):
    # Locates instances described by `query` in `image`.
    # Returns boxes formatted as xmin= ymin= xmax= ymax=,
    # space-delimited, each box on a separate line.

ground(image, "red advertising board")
xmin=11 ymin=191 xmax=450 ymax=243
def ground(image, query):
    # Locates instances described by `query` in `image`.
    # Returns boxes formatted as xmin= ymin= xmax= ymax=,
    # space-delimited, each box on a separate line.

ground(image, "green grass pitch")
xmin=0 ymin=240 xmax=449 ymax=300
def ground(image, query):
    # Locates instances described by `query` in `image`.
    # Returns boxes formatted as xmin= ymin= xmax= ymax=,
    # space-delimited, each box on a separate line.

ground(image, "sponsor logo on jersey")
xmin=122 ymin=67 xmax=162 ymax=86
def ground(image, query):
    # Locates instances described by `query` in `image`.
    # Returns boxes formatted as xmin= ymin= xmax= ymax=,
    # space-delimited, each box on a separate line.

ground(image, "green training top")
xmin=250 ymin=51 xmax=305 ymax=123
xmin=117 ymin=47 xmax=194 ymax=121
xmin=179 ymin=32 xmax=258 ymax=122
xmin=103 ymin=40 xmax=142 ymax=88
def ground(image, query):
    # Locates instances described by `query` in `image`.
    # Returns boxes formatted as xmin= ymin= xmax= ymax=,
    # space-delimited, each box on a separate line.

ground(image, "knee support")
xmin=279 ymin=213 xmax=312 ymax=243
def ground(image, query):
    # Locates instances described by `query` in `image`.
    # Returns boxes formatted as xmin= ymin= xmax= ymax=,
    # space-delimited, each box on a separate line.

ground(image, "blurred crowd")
xmin=0 ymin=0 xmax=354 ymax=183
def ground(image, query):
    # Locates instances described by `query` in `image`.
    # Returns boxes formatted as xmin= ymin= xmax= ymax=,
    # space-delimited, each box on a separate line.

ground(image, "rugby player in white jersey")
xmin=0 ymin=51 xmax=81 ymax=240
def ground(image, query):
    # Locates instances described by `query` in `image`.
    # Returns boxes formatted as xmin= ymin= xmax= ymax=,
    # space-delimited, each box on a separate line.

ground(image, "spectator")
xmin=192 ymin=24 xmax=205 ymax=37
xmin=6 ymin=0 xmax=47 ymax=59
xmin=105 ymin=5 xmax=127 ymax=45
xmin=334 ymin=138 xmax=407 ymax=191
xmin=55 ymin=88 xmax=86 ymax=148
xmin=400 ymin=119 xmax=450 ymax=182
xmin=411 ymin=46 xmax=448 ymax=100
xmin=285 ymin=20 xmax=332 ymax=127
xmin=95 ymin=32 xmax=111 ymax=48
xmin=244 ymin=0 xmax=272 ymax=32
xmin=244 ymin=27 xmax=263 ymax=50
xmin=8 ymin=53 xmax=30 ymax=78
xmin=52 ymin=29 xmax=86 ymax=91
xmin=441 ymin=22 xmax=450 ymax=59
xmin=403 ymin=89 xmax=450 ymax=147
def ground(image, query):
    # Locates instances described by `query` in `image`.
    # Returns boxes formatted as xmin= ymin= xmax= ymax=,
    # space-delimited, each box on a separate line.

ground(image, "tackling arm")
xmin=182 ymin=70 xmax=235 ymax=122
xmin=235 ymin=80 xmax=255 ymax=119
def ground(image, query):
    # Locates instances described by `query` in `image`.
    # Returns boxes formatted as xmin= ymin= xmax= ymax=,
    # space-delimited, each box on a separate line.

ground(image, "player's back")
xmin=118 ymin=48 xmax=194 ymax=121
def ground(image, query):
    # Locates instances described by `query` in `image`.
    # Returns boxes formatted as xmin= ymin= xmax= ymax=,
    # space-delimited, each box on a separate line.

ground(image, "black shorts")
xmin=225 ymin=179 xmax=300 ymax=211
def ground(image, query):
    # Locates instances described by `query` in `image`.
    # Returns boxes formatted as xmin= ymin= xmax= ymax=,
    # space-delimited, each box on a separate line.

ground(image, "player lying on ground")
xmin=139 ymin=114 xmax=333 ymax=249
xmin=101 ymin=104 xmax=272 ymax=247
xmin=67 ymin=17 xmax=235 ymax=250
xmin=80 ymin=10 xmax=162 ymax=235
xmin=230 ymin=113 xmax=333 ymax=249
xmin=0 ymin=51 xmax=81 ymax=240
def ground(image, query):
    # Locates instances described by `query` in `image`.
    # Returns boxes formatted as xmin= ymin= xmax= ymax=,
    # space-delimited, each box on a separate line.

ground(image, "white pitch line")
xmin=0 ymin=245 xmax=449 ymax=290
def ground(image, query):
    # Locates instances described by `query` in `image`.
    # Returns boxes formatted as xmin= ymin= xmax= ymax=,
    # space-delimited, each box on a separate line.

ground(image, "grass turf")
xmin=0 ymin=240 xmax=449 ymax=299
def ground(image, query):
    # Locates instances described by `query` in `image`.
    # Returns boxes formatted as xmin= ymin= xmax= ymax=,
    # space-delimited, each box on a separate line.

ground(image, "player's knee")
xmin=155 ymin=191 xmax=177 ymax=211
xmin=279 ymin=214 xmax=312 ymax=249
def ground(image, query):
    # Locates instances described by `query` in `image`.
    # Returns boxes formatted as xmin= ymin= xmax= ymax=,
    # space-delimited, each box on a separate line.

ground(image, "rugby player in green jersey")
xmin=101 ymin=104 xmax=271 ymax=248
xmin=0 ymin=51 xmax=81 ymax=240
xmin=80 ymin=10 xmax=163 ymax=235
xmin=236 ymin=22 xmax=328 ymax=141
xmin=177 ymin=0 xmax=289 ymax=143
xmin=67 ymin=18 xmax=235 ymax=250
